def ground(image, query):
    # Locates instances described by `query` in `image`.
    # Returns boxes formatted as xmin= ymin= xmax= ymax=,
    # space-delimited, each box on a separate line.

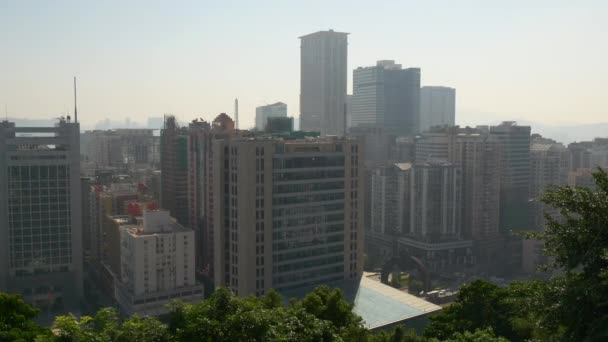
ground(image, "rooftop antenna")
xmin=73 ymin=76 xmax=78 ymax=123
xmin=234 ymin=98 xmax=239 ymax=129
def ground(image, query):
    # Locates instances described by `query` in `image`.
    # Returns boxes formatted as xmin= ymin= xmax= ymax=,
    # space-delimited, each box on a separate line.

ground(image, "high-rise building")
xmin=348 ymin=125 xmax=394 ymax=165
xmin=114 ymin=210 xmax=203 ymax=316
xmin=212 ymin=136 xmax=364 ymax=296
xmin=488 ymin=122 xmax=532 ymax=233
xmin=455 ymin=133 xmax=501 ymax=240
xmin=352 ymin=60 xmax=421 ymax=136
xmin=0 ymin=118 xmax=83 ymax=309
xmin=255 ymin=102 xmax=288 ymax=131
xmin=529 ymin=136 xmax=570 ymax=230
xmin=415 ymin=128 xmax=460 ymax=163
xmin=369 ymin=162 xmax=470 ymax=271
xmin=419 ymin=86 xmax=456 ymax=132
xmin=300 ymin=30 xmax=348 ymax=136
xmin=187 ymin=114 xmax=237 ymax=275
xmin=568 ymin=142 xmax=592 ymax=171
xmin=405 ymin=162 xmax=462 ymax=242
xmin=412 ymin=127 xmax=502 ymax=265
xmin=160 ymin=116 xmax=189 ymax=227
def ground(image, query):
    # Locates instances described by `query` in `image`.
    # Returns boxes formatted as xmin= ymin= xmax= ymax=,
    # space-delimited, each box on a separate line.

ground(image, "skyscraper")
xmin=352 ymin=60 xmax=421 ymax=136
xmin=489 ymin=122 xmax=532 ymax=233
xmin=160 ymin=115 xmax=189 ymax=227
xmin=212 ymin=136 xmax=364 ymax=296
xmin=0 ymin=118 xmax=83 ymax=309
xmin=187 ymin=114 xmax=236 ymax=275
xmin=529 ymin=136 xmax=570 ymax=230
xmin=300 ymin=30 xmax=348 ymax=136
xmin=255 ymin=102 xmax=287 ymax=131
xmin=419 ymin=86 xmax=456 ymax=132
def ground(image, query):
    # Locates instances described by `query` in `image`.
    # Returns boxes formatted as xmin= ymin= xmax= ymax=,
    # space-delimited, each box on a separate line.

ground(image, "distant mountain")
xmin=516 ymin=121 xmax=608 ymax=144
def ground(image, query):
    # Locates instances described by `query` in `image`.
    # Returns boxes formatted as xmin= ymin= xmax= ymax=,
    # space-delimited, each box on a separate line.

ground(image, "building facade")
xmin=160 ymin=116 xmax=189 ymax=227
xmin=213 ymin=137 xmax=364 ymax=296
xmin=488 ymin=122 xmax=532 ymax=233
xmin=255 ymin=102 xmax=288 ymax=131
xmin=529 ymin=136 xmax=570 ymax=230
xmin=352 ymin=60 xmax=420 ymax=136
xmin=300 ymin=30 xmax=348 ymax=136
xmin=114 ymin=210 xmax=203 ymax=316
xmin=0 ymin=119 xmax=83 ymax=310
xmin=186 ymin=115 xmax=237 ymax=275
xmin=419 ymin=86 xmax=456 ymax=132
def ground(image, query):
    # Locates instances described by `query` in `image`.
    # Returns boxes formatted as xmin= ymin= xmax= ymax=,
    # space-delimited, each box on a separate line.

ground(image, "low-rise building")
xmin=114 ymin=210 xmax=203 ymax=317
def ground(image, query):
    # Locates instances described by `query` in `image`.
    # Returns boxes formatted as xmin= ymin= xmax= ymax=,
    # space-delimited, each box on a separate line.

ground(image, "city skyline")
xmin=1 ymin=1 xmax=607 ymax=131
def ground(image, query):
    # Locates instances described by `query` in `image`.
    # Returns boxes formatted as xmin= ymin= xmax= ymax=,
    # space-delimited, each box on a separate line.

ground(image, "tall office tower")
xmin=345 ymin=94 xmax=352 ymax=128
xmin=213 ymin=136 xmax=364 ymax=296
xmin=415 ymin=128 xmax=460 ymax=163
xmin=568 ymin=142 xmax=592 ymax=171
xmin=348 ymin=126 xmax=394 ymax=164
xmin=370 ymin=163 xmax=412 ymax=235
xmin=489 ymin=122 xmax=532 ymax=233
xmin=419 ymin=86 xmax=456 ymax=132
xmin=455 ymin=133 xmax=501 ymax=241
xmin=529 ymin=136 xmax=570 ymax=230
xmin=392 ymin=137 xmax=415 ymax=163
xmin=114 ymin=210 xmax=204 ymax=316
xmin=300 ymin=30 xmax=348 ymax=136
xmin=406 ymin=162 xmax=462 ymax=242
xmin=368 ymin=162 xmax=470 ymax=271
xmin=255 ymin=102 xmax=288 ymax=131
xmin=0 ymin=118 xmax=83 ymax=309
xmin=187 ymin=114 xmax=236 ymax=275
xmin=160 ymin=116 xmax=189 ymax=227
xmin=352 ymin=60 xmax=421 ymax=136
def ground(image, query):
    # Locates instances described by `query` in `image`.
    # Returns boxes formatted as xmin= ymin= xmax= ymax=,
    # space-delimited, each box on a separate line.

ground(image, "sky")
xmin=1 ymin=0 xmax=607 ymax=130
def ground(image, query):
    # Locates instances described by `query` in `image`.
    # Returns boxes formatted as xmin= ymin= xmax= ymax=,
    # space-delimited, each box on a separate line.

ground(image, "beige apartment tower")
xmin=213 ymin=137 xmax=364 ymax=296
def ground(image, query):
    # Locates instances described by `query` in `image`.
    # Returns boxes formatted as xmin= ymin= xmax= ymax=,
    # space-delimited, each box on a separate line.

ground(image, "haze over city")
xmin=2 ymin=1 xmax=607 ymax=132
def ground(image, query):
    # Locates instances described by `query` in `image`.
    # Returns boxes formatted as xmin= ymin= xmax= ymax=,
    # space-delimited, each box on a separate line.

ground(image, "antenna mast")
xmin=234 ymin=98 xmax=239 ymax=129
xmin=73 ymin=76 xmax=78 ymax=123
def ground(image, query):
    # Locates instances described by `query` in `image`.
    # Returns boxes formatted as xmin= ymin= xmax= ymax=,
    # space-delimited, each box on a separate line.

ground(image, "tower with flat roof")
xmin=0 ymin=118 xmax=83 ymax=310
xmin=300 ymin=30 xmax=349 ymax=136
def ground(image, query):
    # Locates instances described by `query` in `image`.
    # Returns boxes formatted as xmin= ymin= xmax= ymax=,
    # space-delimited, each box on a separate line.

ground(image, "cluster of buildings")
xmin=1 ymin=29 xmax=606 ymax=330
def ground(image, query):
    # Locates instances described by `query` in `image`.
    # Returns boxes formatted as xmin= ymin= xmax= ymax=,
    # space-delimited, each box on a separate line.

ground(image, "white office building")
xmin=0 ymin=118 xmax=83 ymax=310
xmin=299 ymin=30 xmax=348 ymax=136
xmin=419 ymin=86 xmax=456 ymax=132
xmin=115 ymin=210 xmax=203 ymax=317
xmin=255 ymin=102 xmax=288 ymax=131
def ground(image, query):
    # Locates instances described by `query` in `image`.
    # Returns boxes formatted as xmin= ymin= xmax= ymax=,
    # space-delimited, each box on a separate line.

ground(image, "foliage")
xmin=425 ymin=168 xmax=608 ymax=341
xmin=37 ymin=308 xmax=170 ymax=342
xmin=0 ymin=293 xmax=50 ymax=342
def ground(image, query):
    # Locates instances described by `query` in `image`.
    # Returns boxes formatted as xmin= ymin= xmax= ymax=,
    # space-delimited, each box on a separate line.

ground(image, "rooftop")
xmin=281 ymin=273 xmax=441 ymax=330
xmin=299 ymin=29 xmax=349 ymax=39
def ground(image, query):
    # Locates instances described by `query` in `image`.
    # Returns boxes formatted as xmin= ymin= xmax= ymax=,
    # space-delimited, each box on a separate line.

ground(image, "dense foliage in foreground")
xmin=2 ymin=169 xmax=607 ymax=341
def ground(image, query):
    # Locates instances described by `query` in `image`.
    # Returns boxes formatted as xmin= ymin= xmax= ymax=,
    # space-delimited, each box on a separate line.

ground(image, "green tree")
xmin=424 ymin=169 xmax=608 ymax=341
xmin=525 ymin=168 xmax=608 ymax=340
xmin=116 ymin=316 xmax=173 ymax=342
xmin=0 ymin=293 xmax=50 ymax=342
xmin=446 ymin=328 xmax=509 ymax=342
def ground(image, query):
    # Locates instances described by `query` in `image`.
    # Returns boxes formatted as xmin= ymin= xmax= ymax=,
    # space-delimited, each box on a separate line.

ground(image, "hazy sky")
xmin=1 ymin=0 xmax=607 ymax=130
